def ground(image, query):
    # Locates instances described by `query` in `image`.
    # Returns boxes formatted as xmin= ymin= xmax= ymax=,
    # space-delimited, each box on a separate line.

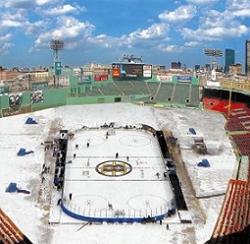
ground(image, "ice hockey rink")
xmin=61 ymin=128 xmax=175 ymax=221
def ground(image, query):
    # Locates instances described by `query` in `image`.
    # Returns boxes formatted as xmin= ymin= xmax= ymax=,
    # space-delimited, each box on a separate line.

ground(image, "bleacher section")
xmin=146 ymin=82 xmax=159 ymax=97
xmin=226 ymin=107 xmax=250 ymax=131
xmin=113 ymin=81 xmax=150 ymax=96
xmin=231 ymin=134 xmax=250 ymax=156
xmin=190 ymin=84 xmax=200 ymax=106
xmin=85 ymin=87 xmax=102 ymax=96
xmin=212 ymin=179 xmax=250 ymax=239
xmin=0 ymin=208 xmax=32 ymax=244
xmin=98 ymin=83 xmax=122 ymax=96
xmin=172 ymin=83 xmax=190 ymax=105
xmin=153 ymin=83 xmax=200 ymax=106
xmin=203 ymin=98 xmax=246 ymax=114
xmin=154 ymin=83 xmax=173 ymax=103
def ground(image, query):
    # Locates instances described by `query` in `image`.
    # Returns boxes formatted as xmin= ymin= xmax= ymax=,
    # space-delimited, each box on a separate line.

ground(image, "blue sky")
xmin=0 ymin=0 xmax=249 ymax=68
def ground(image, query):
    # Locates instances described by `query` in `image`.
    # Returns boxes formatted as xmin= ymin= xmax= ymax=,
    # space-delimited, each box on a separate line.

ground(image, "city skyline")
xmin=0 ymin=0 xmax=249 ymax=67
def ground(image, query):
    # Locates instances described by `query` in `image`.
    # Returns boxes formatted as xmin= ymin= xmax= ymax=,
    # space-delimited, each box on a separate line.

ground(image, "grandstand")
xmin=0 ymin=208 xmax=32 ymax=244
xmin=210 ymin=179 xmax=250 ymax=243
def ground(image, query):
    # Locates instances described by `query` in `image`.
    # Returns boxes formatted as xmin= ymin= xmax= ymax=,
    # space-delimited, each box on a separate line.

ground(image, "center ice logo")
xmin=96 ymin=160 xmax=132 ymax=177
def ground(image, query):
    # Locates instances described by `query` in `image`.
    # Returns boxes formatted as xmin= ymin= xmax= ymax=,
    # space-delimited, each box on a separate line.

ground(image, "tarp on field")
xmin=25 ymin=117 xmax=38 ymax=124
xmin=197 ymin=159 xmax=210 ymax=167
xmin=17 ymin=148 xmax=34 ymax=156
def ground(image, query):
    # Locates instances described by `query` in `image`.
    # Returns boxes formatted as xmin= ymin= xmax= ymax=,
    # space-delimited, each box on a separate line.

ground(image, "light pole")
xmin=50 ymin=40 xmax=64 ymax=87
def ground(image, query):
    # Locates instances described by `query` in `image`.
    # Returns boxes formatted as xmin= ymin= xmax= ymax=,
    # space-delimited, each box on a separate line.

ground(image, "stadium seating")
xmin=154 ymin=83 xmax=173 ymax=102
xmin=189 ymin=85 xmax=200 ymax=106
xmin=231 ymin=134 xmax=250 ymax=155
xmin=113 ymin=81 xmax=150 ymax=96
xmin=98 ymin=83 xmax=122 ymax=96
xmin=203 ymin=98 xmax=246 ymax=114
xmin=172 ymin=83 xmax=190 ymax=104
xmin=146 ymin=82 xmax=159 ymax=97
xmin=212 ymin=179 xmax=250 ymax=238
xmin=0 ymin=208 xmax=32 ymax=244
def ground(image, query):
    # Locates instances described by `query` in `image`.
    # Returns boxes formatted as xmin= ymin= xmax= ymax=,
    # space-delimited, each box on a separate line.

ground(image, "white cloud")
xmin=182 ymin=25 xmax=248 ymax=41
xmin=128 ymin=23 xmax=169 ymax=41
xmin=232 ymin=9 xmax=250 ymax=17
xmin=0 ymin=33 xmax=12 ymax=42
xmin=2 ymin=0 xmax=55 ymax=8
xmin=226 ymin=0 xmax=250 ymax=18
xmin=186 ymin=0 xmax=218 ymax=4
xmin=34 ymin=16 xmax=95 ymax=48
xmin=0 ymin=10 xmax=46 ymax=35
xmin=35 ymin=0 xmax=56 ymax=6
xmin=181 ymin=9 xmax=249 ymax=41
xmin=43 ymin=4 xmax=85 ymax=16
xmin=0 ymin=20 xmax=22 ymax=28
xmin=184 ymin=41 xmax=199 ymax=47
xmin=86 ymin=23 xmax=170 ymax=50
xmin=158 ymin=44 xmax=184 ymax=53
xmin=159 ymin=5 xmax=196 ymax=22
xmin=227 ymin=0 xmax=250 ymax=10
xmin=0 ymin=33 xmax=13 ymax=54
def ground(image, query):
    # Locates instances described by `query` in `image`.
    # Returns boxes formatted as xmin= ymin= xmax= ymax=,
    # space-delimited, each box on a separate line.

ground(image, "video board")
xmin=112 ymin=63 xmax=152 ymax=79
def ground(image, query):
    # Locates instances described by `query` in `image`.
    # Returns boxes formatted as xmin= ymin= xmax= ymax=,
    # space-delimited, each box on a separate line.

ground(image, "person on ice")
xmin=69 ymin=193 xmax=72 ymax=200
xmin=115 ymin=152 xmax=119 ymax=158
xmin=108 ymin=202 xmax=113 ymax=210
xmin=57 ymin=198 xmax=62 ymax=205
xmin=87 ymin=142 xmax=90 ymax=148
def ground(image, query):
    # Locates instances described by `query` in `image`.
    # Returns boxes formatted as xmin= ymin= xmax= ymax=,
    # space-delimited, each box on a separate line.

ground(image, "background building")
xmin=225 ymin=49 xmax=235 ymax=73
xmin=171 ymin=61 xmax=181 ymax=69
xmin=245 ymin=40 xmax=250 ymax=76
xmin=229 ymin=64 xmax=242 ymax=75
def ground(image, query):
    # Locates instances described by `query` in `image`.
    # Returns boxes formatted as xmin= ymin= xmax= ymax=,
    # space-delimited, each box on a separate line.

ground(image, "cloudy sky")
xmin=0 ymin=0 xmax=249 ymax=67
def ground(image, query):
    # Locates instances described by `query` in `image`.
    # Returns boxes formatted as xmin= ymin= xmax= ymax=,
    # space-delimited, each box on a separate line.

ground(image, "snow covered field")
xmin=0 ymin=103 xmax=237 ymax=243
xmin=155 ymin=108 xmax=237 ymax=197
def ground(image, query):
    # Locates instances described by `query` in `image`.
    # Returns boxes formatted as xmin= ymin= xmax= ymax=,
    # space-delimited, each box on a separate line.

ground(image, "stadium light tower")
xmin=50 ymin=39 xmax=64 ymax=61
xmin=50 ymin=39 xmax=64 ymax=87
xmin=204 ymin=48 xmax=223 ymax=70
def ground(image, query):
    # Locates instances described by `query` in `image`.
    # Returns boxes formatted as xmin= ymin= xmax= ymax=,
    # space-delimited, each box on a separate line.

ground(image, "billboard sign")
xmin=55 ymin=61 xmax=62 ymax=75
xmin=156 ymin=75 xmax=173 ymax=82
xmin=176 ymin=75 xmax=192 ymax=83
xmin=112 ymin=63 xmax=152 ymax=78
xmin=94 ymin=74 xmax=108 ymax=81
xmin=143 ymin=65 xmax=152 ymax=78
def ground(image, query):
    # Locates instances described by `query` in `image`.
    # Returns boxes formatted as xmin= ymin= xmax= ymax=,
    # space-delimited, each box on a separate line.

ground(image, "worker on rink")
xmin=69 ymin=193 xmax=72 ymax=200
xmin=116 ymin=152 xmax=119 ymax=158
xmin=108 ymin=202 xmax=113 ymax=210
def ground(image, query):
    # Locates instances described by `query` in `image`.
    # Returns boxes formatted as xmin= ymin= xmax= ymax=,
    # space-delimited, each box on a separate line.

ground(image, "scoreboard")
xmin=112 ymin=63 xmax=152 ymax=79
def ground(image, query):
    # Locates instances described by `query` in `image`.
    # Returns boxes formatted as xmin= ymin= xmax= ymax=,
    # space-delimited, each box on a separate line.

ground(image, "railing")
xmin=61 ymin=199 xmax=175 ymax=223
